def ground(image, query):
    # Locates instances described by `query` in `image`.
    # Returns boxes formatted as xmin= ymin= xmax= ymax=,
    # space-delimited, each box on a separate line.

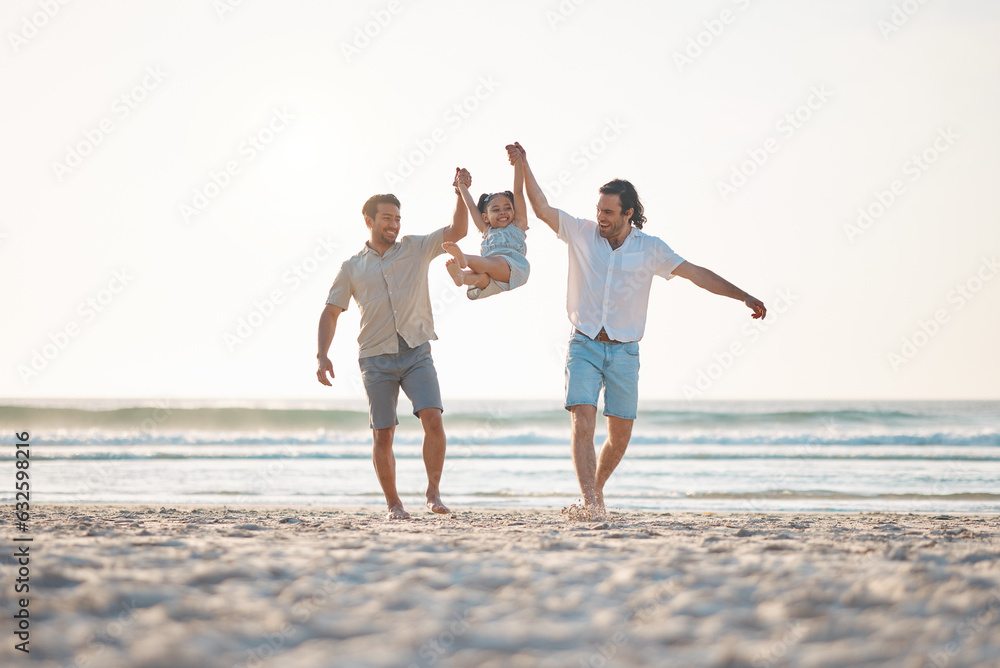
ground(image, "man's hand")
xmin=316 ymin=356 xmax=335 ymax=386
xmin=453 ymin=167 xmax=471 ymax=192
xmin=744 ymin=295 xmax=767 ymax=319
xmin=506 ymin=142 xmax=525 ymax=165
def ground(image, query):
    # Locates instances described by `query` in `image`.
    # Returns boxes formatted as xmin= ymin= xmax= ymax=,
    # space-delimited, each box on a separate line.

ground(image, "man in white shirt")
xmin=508 ymin=143 xmax=766 ymax=515
xmin=316 ymin=171 xmax=470 ymax=520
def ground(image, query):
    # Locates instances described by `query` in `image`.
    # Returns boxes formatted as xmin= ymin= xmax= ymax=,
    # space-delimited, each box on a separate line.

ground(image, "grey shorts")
xmin=359 ymin=337 xmax=443 ymax=429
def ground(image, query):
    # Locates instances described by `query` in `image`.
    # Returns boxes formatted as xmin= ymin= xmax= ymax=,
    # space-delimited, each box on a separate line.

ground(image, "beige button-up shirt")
xmin=327 ymin=228 xmax=446 ymax=358
xmin=557 ymin=209 xmax=686 ymax=343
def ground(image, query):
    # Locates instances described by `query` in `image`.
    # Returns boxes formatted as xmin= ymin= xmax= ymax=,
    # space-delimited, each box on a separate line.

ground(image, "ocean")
xmin=2 ymin=399 xmax=999 ymax=513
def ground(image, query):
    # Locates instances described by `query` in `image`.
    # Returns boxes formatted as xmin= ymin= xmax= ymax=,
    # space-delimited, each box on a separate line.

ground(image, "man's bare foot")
xmin=441 ymin=242 xmax=468 ymax=268
xmin=426 ymin=496 xmax=450 ymax=514
xmin=445 ymin=258 xmax=464 ymax=287
xmin=561 ymin=502 xmax=606 ymax=521
xmin=386 ymin=505 xmax=410 ymax=520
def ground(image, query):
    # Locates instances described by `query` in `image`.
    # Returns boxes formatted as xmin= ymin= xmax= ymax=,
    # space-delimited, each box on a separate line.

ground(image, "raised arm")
xmin=511 ymin=148 xmax=529 ymax=232
xmin=456 ymin=168 xmax=488 ymax=236
xmin=672 ymin=261 xmax=767 ymax=319
xmin=442 ymin=167 xmax=472 ymax=244
xmin=507 ymin=142 xmax=559 ymax=233
xmin=316 ymin=303 xmax=344 ymax=386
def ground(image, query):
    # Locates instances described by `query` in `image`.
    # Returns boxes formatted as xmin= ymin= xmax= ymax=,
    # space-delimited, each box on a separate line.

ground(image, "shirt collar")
xmin=608 ymin=226 xmax=640 ymax=250
xmin=362 ymin=240 xmax=398 ymax=257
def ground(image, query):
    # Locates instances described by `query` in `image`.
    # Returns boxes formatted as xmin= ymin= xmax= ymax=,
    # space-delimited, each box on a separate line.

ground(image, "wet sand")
xmin=2 ymin=505 xmax=999 ymax=668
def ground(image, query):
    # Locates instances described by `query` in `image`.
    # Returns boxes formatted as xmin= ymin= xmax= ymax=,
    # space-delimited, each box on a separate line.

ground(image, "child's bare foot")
xmin=445 ymin=258 xmax=464 ymax=286
xmin=441 ymin=242 xmax=467 ymax=268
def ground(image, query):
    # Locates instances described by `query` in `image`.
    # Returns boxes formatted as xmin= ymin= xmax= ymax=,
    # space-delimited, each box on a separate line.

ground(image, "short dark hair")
xmin=599 ymin=179 xmax=646 ymax=229
xmin=476 ymin=191 xmax=514 ymax=213
xmin=362 ymin=194 xmax=401 ymax=220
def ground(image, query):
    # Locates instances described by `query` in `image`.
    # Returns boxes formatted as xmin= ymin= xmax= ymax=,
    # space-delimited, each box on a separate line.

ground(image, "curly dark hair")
xmin=362 ymin=194 xmax=401 ymax=219
xmin=476 ymin=191 xmax=514 ymax=213
xmin=599 ymin=179 xmax=646 ymax=229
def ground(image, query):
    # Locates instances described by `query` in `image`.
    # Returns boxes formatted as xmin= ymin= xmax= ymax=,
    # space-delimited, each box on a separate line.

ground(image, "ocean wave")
xmin=4 ymin=429 xmax=1000 ymax=447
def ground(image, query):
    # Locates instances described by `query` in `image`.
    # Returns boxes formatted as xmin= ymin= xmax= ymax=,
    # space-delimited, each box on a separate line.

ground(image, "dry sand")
xmin=2 ymin=505 xmax=999 ymax=668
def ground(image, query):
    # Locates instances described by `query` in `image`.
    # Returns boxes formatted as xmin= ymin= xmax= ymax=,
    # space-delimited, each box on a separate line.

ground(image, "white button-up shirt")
xmin=326 ymin=228 xmax=445 ymax=358
xmin=557 ymin=209 xmax=686 ymax=343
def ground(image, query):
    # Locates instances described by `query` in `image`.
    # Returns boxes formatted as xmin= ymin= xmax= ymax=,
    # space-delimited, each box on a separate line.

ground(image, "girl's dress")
xmin=467 ymin=224 xmax=529 ymax=300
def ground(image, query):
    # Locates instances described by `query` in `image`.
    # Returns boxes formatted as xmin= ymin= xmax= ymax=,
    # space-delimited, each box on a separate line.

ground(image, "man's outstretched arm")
xmin=507 ymin=142 xmax=559 ymax=233
xmin=442 ymin=167 xmax=471 ymax=243
xmin=316 ymin=303 xmax=344 ymax=385
xmin=672 ymin=261 xmax=767 ymax=319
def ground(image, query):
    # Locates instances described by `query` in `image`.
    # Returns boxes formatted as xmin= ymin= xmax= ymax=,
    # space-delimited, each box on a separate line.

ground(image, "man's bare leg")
xmin=372 ymin=426 xmax=409 ymax=519
xmin=418 ymin=407 xmax=450 ymax=514
xmin=570 ymin=404 xmax=599 ymax=509
xmin=595 ymin=416 xmax=634 ymax=511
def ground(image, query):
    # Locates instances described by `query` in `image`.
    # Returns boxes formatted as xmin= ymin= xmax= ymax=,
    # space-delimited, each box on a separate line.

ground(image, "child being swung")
xmin=442 ymin=147 xmax=529 ymax=300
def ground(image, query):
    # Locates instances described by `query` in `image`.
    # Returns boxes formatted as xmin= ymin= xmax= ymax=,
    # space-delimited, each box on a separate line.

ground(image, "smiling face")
xmin=366 ymin=203 xmax=401 ymax=246
xmin=482 ymin=194 xmax=514 ymax=229
xmin=595 ymin=193 xmax=633 ymax=244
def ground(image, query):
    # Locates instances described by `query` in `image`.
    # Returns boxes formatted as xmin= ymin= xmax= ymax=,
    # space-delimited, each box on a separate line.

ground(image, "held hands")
xmin=316 ymin=357 xmax=335 ymax=386
xmin=453 ymin=167 xmax=472 ymax=192
xmin=744 ymin=295 xmax=767 ymax=320
xmin=506 ymin=142 xmax=525 ymax=165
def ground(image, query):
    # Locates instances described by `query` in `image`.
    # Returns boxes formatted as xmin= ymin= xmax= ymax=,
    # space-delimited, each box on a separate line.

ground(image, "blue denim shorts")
xmin=564 ymin=331 xmax=640 ymax=420
xmin=359 ymin=337 xmax=443 ymax=429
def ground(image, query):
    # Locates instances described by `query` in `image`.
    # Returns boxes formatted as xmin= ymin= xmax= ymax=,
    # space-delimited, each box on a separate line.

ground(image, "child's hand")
xmin=506 ymin=142 xmax=525 ymax=164
xmin=453 ymin=167 xmax=472 ymax=190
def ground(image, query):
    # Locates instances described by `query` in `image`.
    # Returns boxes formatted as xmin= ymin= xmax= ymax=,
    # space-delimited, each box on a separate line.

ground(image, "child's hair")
xmin=476 ymin=191 xmax=515 ymax=213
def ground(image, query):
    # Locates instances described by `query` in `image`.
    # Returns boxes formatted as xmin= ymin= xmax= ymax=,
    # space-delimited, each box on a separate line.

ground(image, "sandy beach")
xmin=2 ymin=505 xmax=999 ymax=668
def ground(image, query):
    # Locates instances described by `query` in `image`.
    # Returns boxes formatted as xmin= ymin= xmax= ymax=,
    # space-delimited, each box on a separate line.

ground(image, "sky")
xmin=2 ymin=0 xmax=999 ymax=403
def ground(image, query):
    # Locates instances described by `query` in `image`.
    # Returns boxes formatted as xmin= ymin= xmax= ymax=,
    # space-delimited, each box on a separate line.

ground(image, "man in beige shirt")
xmin=316 ymin=170 xmax=471 ymax=520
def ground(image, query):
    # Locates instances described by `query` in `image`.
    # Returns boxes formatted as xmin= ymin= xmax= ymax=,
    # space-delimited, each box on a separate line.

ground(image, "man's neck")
xmin=367 ymin=238 xmax=393 ymax=256
xmin=607 ymin=227 xmax=632 ymax=251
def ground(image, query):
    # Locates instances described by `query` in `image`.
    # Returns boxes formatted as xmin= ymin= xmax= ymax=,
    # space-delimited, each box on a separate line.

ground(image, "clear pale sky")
xmin=2 ymin=0 xmax=998 ymax=402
